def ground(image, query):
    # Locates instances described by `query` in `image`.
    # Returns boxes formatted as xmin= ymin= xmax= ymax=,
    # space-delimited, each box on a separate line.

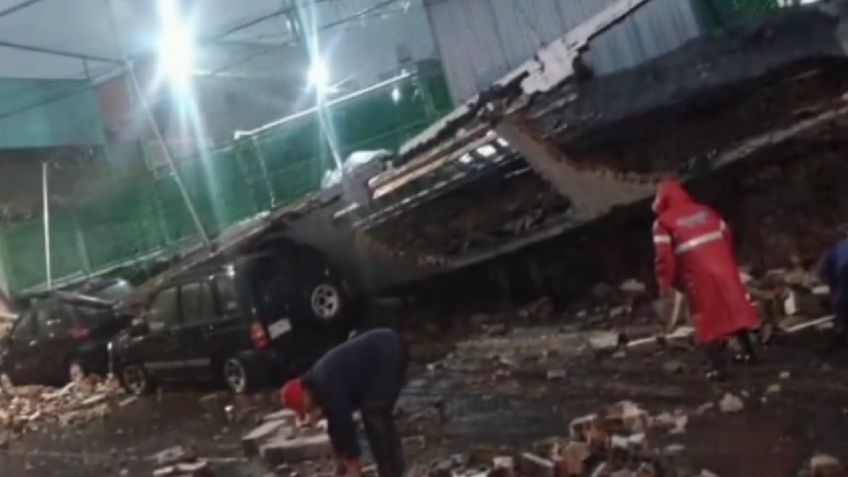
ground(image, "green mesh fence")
xmin=694 ymin=0 xmax=781 ymax=31
xmin=0 ymin=67 xmax=454 ymax=295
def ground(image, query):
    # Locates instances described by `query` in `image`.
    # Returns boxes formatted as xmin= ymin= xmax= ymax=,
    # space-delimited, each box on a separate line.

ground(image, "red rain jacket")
xmin=652 ymin=180 xmax=759 ymax=344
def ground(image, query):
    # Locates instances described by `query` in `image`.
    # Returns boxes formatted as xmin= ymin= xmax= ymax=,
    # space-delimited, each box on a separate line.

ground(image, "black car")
xmin=110 ymin=245 xmax=359 ymax=395
xmin=0 ymin=280 xmax=134 ymax=387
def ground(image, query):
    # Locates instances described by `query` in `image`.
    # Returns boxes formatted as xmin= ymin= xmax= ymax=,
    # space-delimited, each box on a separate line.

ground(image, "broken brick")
xmin=151 ymin=446 xmax=189 ymax=467
xmin=259 ymin=433 xmax=333 ymax=465
xmin=519 ymin=453 xmax=555 ymax=477
xmin=555 ymin=442 xmax=590 ymax=476
xmin=719 ymin=393 xmax=745 ymax=414
xmin=569 ymin=414 xmax=598 ymax=441
xmin=242 ymin=420 xmax=294 ymax=456
xmin=152 ymin=466 xmax=175 ymax=477
xmin=175 ymin=460 xmax=213 ymax=477
xmin=261 ymin=409 xmax=297 ymax=426
xmin=811 ymin=454 xmax=844 ymax=477
xmin=492 ymin=456 xmax=514 ymax=470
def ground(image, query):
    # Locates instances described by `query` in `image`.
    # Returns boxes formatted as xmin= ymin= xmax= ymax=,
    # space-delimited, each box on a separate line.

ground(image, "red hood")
xmin=652 ymin=179 xmax=692 ymax=214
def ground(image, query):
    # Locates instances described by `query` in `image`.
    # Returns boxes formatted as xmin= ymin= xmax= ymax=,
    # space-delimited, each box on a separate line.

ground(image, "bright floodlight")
xmin=308 ymin=58 xmax=330 ymax=92
xmin=158 ymin=0 xmax=194 ymax=88
xmin=391 ymin=86 xmax=402 ymax=103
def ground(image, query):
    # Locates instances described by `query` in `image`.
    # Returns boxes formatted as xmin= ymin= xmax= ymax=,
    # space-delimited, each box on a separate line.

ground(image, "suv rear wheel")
xmin=309 ymin=282 xmax=344 ymax=321
xmin=223 ymin=357 xmax=261 ymax=394
xmin=119 ymin=364 xmax=153 ymax=396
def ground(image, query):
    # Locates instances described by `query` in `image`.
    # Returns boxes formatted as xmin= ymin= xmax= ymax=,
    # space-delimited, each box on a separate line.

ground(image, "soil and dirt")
xmin=0 ymin=292 xmax=845 ymax=477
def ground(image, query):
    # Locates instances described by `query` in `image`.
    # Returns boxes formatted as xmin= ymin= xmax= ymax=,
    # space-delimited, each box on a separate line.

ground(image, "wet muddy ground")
xmin=1 ymin=319 xmax=847 ymax=476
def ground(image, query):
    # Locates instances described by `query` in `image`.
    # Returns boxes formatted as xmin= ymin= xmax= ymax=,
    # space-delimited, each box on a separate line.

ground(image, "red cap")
xmin=280 ymin=378 xmax=306 ymax=418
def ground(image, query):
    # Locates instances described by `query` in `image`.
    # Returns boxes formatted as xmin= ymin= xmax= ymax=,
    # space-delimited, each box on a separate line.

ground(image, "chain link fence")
xmin=0 ymin=66 xmax=453 ymax=295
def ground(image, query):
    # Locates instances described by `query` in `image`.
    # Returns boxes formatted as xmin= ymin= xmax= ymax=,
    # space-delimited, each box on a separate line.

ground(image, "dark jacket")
xmin=303 ymin=328 xmax=407 ymax=459
xmin=821 ymin=238 xmax=848 ymax=311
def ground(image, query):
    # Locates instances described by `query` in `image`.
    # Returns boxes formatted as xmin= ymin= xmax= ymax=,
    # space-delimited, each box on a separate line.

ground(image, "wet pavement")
xmin=2 ymin=323 xmax=848 ymax=476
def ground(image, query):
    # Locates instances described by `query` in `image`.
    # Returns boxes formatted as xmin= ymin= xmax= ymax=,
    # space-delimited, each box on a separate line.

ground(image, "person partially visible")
xmin=280 ymin=328 xmax=408 ymax=477
xmin=652 ymin=179 xmax=761 ymax=380
xmin=819 ymin=232 xmax=848 ymax=354
xmin=742 ymin=267 xmax=788 ymax=345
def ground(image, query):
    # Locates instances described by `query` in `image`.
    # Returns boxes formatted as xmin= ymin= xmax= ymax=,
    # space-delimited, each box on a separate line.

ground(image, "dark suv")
xmin=0 ymin=280 xmax=134 ymax=387
xmin=110 ymin=246 xmax=358 ymax=395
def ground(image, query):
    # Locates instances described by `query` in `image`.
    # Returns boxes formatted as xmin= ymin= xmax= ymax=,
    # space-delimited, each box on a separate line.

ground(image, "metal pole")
xmin=102 ymin=0 xmax=211 ymax=250
xmin=124 ymin=62 xmax=212 ymax=249
xmin=42 ymin=161 xmax=52 ymax=290
xmin=316 ymin=91 xmax=345 ymax=173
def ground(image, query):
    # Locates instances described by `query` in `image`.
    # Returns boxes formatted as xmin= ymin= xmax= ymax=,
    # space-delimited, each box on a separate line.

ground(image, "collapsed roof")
xmin=352 ymin=4 xmax=848 ymax=272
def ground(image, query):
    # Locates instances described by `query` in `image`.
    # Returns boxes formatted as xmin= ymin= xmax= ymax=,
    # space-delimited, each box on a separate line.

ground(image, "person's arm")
xmin=325 ymin=404 xmax=362 ymax=464
xmin=653 ymin=220 xmax=678 ymax=332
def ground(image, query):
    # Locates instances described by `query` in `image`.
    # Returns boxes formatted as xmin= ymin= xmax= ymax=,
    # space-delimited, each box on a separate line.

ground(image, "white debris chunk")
xmin=719 ymin=393 xmax=745 ymax=413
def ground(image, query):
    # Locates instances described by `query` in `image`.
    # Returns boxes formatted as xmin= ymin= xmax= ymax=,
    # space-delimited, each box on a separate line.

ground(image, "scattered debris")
xmin=765 ymin=384 xmax=781 ymax=395
xmin=520 ymin=453 xmax=555 ymax=477
xmin=118 ymin=396 xmax=138 ymax=408
xmin=619 ymin=279 xmax=647 ymax=294
xmin=557 ymin=442 xmax=590 ymax=476
xmin=780 ymin=371 xmax=791 ymax=380
xmin=651 ymin=411 xmax=688 ymax=434
xmin=588 ymin=332 xmax=620 ymax=352
xmin=151 ymin=445 xmax=212 ymax=477
xmin=259 ymin=432 xmax=333 ymax=466
xmin=403 ymin=435 xmax=427 ymax=451
xmin=718 ymin=393 xmax=745 ymax=414
xmin=809 ymin=454 xmax=844 ymax=477
xmin=518 ymin=297 xmax=555 ymax=321
xmin=242 ymin=419 xmax=294 ymax=457
xmin=662 ymin=359 xmax=686 ymax=374
xmin=0 ymin=374 xmax=128 ymax=436
xmin=152 ymin=446 xmax=191 ymax=468
xmin=546 ymin=369 xmax=567 ymax=381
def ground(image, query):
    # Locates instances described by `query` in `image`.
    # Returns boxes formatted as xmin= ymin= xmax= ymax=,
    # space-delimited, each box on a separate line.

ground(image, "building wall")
xmin=0 ymin=79 xmax=106 ymax=148
xmin=424 ymin=0 xmax=702 ymax=101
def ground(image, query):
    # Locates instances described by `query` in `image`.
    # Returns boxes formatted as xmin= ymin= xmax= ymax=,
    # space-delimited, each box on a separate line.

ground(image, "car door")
xmin=136 ymin=287 xmax=187 ymax=382
xmin=4 ymin=310 xmax=40 ymax=384
xmin=32 ymin=302 xmax=77 ymax=382
xmin=175 ymin=279 xmax=220 ymax=381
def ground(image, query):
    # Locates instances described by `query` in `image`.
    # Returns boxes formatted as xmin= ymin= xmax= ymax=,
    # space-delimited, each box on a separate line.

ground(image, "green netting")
xmin=0 ymin=79 xmax=106 ymax=148
xmin=694 ymin=0 xmax=781 ymax=31
xmin=0 ymin=67 xmax=454 ymax=295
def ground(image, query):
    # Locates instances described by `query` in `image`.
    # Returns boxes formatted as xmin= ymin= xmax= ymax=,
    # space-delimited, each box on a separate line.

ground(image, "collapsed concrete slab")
xmin=242 ymin=419 xmax=295 ymax=457
xmin=259 ymin=433 xmax=333 ymax=466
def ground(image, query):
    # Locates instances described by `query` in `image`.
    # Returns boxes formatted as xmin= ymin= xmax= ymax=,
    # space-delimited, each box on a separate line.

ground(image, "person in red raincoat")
xmin=652 ymin=179 xmax=760 ymax=379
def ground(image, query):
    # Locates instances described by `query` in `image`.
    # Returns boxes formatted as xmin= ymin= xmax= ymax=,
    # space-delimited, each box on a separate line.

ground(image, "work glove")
xmin=335 ymin=457 xmax=362 ymax=477
xmin=333 ymin=448 xmax=362 ymax=477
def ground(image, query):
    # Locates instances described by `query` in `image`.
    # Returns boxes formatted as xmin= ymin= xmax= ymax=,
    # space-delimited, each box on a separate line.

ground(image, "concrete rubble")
xmin=808 ymin=454 xmax=844 ymax=477
xmin=151 ymin=445 xmax=214 ymax=477
xmin=718 ymin=394 xmax=745 ymax=414
xmin=240 ymin=409 xmax=337 ymax=473
xmin=420 ymin=400 xmax=700 ymax=477
xmin=0 ymin=374 xmax=130 ymax=439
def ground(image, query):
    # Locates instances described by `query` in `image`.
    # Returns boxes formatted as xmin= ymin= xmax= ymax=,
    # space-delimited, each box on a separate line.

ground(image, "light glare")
xmin=476 ymin=144 xmax=497 ymax=157
xmin=158 ymin=0 xmax=195 ymax=88
xmin=308 ymin=58 xmax=330 ymax=92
